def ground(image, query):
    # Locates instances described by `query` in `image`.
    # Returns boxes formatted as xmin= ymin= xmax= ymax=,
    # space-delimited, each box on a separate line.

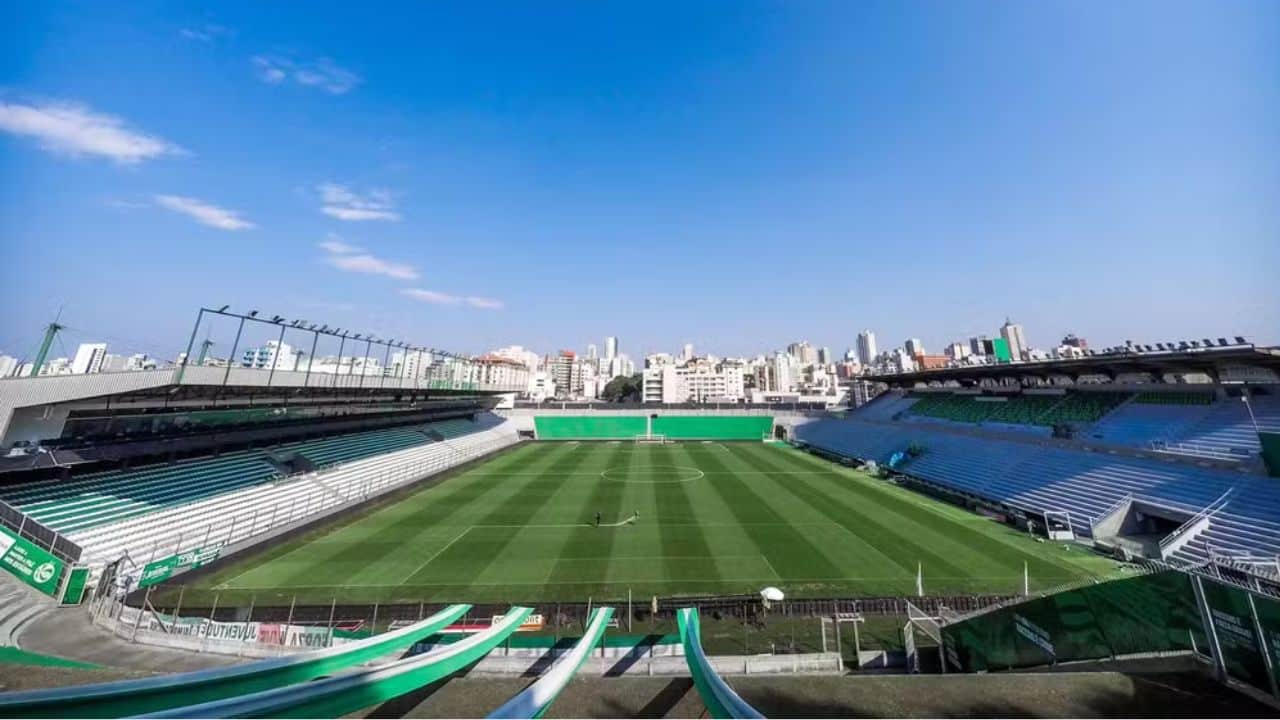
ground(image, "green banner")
xmin=1202 ymin=580 xmax=1271 ymax=693
xmin=1253 ymin=594 xmax=1280 ymax=695
xmin=138 ymin=556 xmax=179 ymax=588
xmin=0 ymin=525 xmax=64 ymax=596
xmin=942 ymin=571 xmax=1201 ymax=672
xmin=138 ymin=545 xmax=223 ymax=588
xmin=60 ymin=567 xmax=90 ymax=605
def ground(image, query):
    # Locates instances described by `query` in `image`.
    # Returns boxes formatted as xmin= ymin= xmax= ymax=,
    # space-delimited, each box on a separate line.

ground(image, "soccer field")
xmin=184 ymin=442 xmax=1122 ymax=605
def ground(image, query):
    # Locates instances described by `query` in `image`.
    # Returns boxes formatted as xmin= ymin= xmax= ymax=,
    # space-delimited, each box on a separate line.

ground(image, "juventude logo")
xmin=33 ymin=562 xmax=56 ymax=585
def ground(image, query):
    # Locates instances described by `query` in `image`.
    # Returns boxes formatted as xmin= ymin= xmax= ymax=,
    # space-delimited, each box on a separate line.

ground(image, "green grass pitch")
xmin=183 ymin=442 xmax=1123 ymax=605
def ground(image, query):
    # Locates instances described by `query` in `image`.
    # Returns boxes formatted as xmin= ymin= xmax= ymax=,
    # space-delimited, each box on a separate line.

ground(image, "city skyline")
xmin=3 ymin=2 xmax=1277 ymax=359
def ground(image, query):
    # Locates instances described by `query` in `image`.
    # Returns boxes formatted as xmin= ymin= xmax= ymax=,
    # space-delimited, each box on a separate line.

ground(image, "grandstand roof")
xmin=866 ymin=345 xmax=1280 ymax=387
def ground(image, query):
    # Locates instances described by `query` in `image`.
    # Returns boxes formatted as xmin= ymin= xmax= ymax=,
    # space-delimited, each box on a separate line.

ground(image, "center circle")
xmin=600 ymin=464 xmax=705 ymax=484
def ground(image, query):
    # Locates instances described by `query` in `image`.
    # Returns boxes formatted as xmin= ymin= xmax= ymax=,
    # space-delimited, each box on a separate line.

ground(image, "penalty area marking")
xmin=600 ymin=465 xmax=704 ymax=484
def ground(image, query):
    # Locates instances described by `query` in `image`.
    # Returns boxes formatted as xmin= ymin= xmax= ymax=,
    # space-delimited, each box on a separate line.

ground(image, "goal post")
xmin=634 ymin=434 xmax=667 ymax=445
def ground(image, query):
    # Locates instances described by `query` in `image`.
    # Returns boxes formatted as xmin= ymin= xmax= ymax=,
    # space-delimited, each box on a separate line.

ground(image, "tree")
xmin=601 ymin=373 xmax=643 ymax=402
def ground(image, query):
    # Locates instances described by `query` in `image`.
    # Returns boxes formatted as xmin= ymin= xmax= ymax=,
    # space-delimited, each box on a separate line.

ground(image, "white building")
xmin=944 ymin=342 xmax=969 ymax=361
xmin=475 ymin=355 xmax=530 ymax=391
xmin=643 ymin=361 xmax=745 ymax=404
xmin=101 ymin=354 xmax=129 ymax=372
xmin=71 ymin=343 xmax=107 ymax=374
xmin=856 ymin=330 xmax=877 ymax=366
xmin=680 ymin=343 xmax=695 ymax=363
xmin=0 ymin=355 xmax=18 ymax=378
xmin=904 ymin=338 xmax=925 ymax=357
xmin=528 ymin=370 xmax=556 ymax=402
xmin=124 ymin=354 xmax=157 ymax=371
xmin=787 ymin=341 xmax=817 ymax=366
xmin=241 ymin=341 xmax=299 ymax=372
xmin=39 ymin=357 xmax=72 ymax=375
xmin=770 ymin=352 xmax=795 ymax=393
xmin=605 ymin=336 xmax=618 ymax=360
xmin=1000 ymin=319 xmax=1028 ymax=361
xmin=891 ymin=348 xmax=917 ymax=373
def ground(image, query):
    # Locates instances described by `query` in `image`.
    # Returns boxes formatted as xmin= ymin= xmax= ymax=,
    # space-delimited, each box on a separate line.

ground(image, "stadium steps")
xmin=793 ymin=418 xmax=1280 ymax=565
xmin=0 ymin=572 xmax=53 ymax=648
xmin=0 ymin=424 xmax=452 ymax=535
xmin=852 ymin=391 xmax=920 ymax=422
xmin=68 ymin=418 xmax=521 ymax=568
xmin=1087 ymin=395 xmax=1280 ymax=462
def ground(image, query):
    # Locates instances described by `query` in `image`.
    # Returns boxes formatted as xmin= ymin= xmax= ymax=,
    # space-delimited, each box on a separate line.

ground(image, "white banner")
xmin=119 ymin=606 xmax=333 ymax=648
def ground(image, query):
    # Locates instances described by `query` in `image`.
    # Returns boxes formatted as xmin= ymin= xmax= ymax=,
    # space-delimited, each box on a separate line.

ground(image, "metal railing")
xmin=1158 ymin=488 xmax=1233 ymax=554
xmin=0 ymin=497 xmax=82 ymax=563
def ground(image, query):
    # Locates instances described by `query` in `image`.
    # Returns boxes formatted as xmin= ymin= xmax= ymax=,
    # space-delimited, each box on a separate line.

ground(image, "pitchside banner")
xmin=942 ymin=570 xmax=1202 ymax=673
xmin=138 ymin=545 xmax=223 ymax=588
xmin=119 ymin=606 xmax=334 ymax=648
xmin=1201 ymin=580 xmax=1271 ymax=693
xmin=1253 ymin=594 xmax=1280 ymax=695
xmin=0 ymin=524 xmax=64 ymax=596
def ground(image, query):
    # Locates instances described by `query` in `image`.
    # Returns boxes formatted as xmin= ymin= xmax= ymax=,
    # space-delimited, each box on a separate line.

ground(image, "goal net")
xmin=634 ymin=434 xmax=667 ymax=445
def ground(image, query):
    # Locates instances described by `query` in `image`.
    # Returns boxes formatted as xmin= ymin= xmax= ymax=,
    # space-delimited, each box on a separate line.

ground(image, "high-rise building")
xmin=681 ymin=343 xmax=695 ymax=363
xmin=856 ymin=330 xmax=877 ymax=366
xmin=787 ymin=341 xmax=816 ymax=365
xmin=586 ymin=343 xmax=598 ymax=360
xmin=770 ymin=352 xmax=794 ymax=392
xmin=969 ymin=335 xmax=990 ymax=356
xmin=71 ymin=343 xmax=107 ymax=374
xmin=1000 ymin=319 xmax=1028 ymax=361
xmin=904 ymin=338 xmax=925 ymax=357
xmin=605 ymin=336 xmax=618 ymax=360
xmin=944 ymin=342 xmax=969 ymax=361
xmin=818 ymin=347 xmax=832 ymax=365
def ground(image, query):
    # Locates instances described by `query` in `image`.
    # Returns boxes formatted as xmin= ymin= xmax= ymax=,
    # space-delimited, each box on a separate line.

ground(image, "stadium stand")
xmin=0 ymin=415 xmax=520 ymax=568
xmin=794 ymin=416 xmax=1280 ymax=568
xmin=907 ymin=391 xmax=1128 ymax=427
xmin=1089 ymin=393 xmax=1280 ymax=461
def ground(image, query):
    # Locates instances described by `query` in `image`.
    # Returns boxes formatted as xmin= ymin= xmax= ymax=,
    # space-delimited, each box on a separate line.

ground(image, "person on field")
xmin=595 ymin=511 xmax=602 ymax=527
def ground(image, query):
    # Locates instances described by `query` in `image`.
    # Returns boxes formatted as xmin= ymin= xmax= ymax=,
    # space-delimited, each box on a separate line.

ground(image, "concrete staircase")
xmin=0 ymin=571 xmax=54 ymax=648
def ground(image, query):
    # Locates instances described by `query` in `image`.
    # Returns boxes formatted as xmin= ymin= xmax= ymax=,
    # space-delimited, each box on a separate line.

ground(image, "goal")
xmin=634 ymin=434 xmax=668 ymax=445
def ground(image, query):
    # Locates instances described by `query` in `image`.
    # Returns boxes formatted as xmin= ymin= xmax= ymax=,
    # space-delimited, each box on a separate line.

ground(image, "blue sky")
xmin=1 ymin=1 xmax=1277 ymax=363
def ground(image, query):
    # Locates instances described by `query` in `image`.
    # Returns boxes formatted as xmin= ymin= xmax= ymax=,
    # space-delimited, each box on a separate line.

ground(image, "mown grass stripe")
xmin=415 ymin=441 xmax=599 ymax=587
xmin=543 ymin=443 xmax=630 ymax=588
xmin=693 ymin=444 xmax=844 ymax=581
xmin=747 ymin=444 xmax=1088 ymax=581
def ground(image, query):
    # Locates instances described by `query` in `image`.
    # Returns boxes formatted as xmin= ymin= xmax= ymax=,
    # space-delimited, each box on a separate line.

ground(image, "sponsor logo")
xmin=32 ymin=562 xmax=56 ymax=585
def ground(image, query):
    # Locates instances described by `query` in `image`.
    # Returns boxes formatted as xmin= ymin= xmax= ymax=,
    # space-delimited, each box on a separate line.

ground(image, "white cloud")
xmin=106 ymin=199 xmax=148 ymax=210
xmin=180 ymin=24 xmax=229 ymax=42
xmin=0 ymin=101 xmax=183 ymax=164
xmin=319 ymin=240 xmax=417 ymax=280
xmin=466 ymin=296 xmax=504 ymax=310
xmin=154 ymin=195 xmax=254 ymax=230
xmin=401 ymin=289 xmax=462 ymax=305
xmin=253 ymin=56 xmax=361 ymax=94
xmin=402 ymin=289 xmax=504 ymax=310
xmin=318 ymin=235 xmax=363 ymax=254
xmin=318 ymin=183 xmax=400 ymax=222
